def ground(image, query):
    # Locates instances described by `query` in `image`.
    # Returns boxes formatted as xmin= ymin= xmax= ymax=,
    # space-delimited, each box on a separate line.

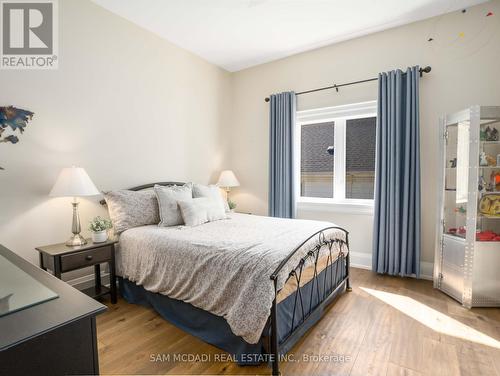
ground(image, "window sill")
xmin=297 ymin=198 xmax=374 ymax=215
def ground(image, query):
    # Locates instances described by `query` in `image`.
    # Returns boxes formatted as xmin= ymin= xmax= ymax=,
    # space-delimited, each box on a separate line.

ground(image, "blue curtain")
xmin=372 ymin=66 xmax=421 ymax=277
xmin=269 ymin=91 xmax=296 ymax=218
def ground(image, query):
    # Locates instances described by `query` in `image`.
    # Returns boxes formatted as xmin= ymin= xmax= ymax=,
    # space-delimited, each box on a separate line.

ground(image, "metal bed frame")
xmin=269 ymin=227 xmax=350 ymax=375
xmin=102 ymin=182 xmax=351 ymax=376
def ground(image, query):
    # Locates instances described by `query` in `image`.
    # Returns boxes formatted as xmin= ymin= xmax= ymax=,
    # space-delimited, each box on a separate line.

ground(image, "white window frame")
xmin=295 ymin=101 xmax=377 ymax=214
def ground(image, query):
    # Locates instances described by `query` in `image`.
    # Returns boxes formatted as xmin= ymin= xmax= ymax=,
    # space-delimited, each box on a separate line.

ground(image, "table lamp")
xmin=217 ymin=170 xmax=240 ymax=201
xmin=49 ymin=167 xmax=100 ymax=246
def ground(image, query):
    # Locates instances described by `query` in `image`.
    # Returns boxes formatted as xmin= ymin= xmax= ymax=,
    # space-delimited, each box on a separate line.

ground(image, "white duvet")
xmin=116 ymin=213 xmax=346 ymax=344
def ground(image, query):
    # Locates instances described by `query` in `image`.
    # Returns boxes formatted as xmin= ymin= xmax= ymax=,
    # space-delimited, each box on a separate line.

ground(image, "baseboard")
xmin=350 ymin=251 xmax=372 ymax=270
xmin=349 ymin=251 xmax=434 ymax=280
xmin=419 ymin=261 xmax=434 ymax=281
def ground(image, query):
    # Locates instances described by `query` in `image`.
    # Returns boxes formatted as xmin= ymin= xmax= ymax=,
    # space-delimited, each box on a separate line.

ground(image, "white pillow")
xmin=154 ymin=183 xmax=193 ymax=227
xmin=178 ymin=197 xmax=227 ymax=226
xmin=192 ymin=183 xmax=230 ymax=212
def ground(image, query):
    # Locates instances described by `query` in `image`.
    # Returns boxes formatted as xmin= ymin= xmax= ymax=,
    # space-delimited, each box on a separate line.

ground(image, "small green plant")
xmin=89 ymin=216 xmax=112 ymax=232
xmin=228 ymin=200 xmax=237 ymax=210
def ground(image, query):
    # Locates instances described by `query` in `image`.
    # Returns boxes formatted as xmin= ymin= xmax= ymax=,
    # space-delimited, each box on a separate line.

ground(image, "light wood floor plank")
xmin=456 ymin=342 xmax=498 ymax=376
xmin=350 ymin=304 xmax=393 ymax=376
xmin=422 ymin=337 xmax=460 ymax=376
xmin=386 ymin=362 xmax=422 ymax=376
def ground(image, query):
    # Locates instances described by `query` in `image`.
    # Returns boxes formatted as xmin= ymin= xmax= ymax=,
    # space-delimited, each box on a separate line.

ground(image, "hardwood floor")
xmin=97 ymin=268 xmax=500 ymax=375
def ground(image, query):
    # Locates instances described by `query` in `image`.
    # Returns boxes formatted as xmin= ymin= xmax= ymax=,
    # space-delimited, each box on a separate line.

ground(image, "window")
xmin=296 ymin=101 xmax=377 ymax=209
xmin=345 ymin=117 xmax=377 ymax=199
xmin=300 ymin=121 xmax=334 ymax=198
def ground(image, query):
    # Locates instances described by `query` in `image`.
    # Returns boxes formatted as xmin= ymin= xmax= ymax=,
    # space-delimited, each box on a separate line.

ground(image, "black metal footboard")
xmin=268 ymin=227 xmax=350 ymax=376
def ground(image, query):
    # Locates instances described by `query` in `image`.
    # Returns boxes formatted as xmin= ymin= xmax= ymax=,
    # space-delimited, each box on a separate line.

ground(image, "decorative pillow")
xmin=104 ymin=189 xmax=160 ymax=234
xmin=192 ymin=183 xmax=230 ymax=212
xmin=154 ymin=183 xmax=193 ymax=227
xmin=177 ymin=198 xmax=210 ymax=227
xmin=177 ymin=197 xmax=226 ymax=226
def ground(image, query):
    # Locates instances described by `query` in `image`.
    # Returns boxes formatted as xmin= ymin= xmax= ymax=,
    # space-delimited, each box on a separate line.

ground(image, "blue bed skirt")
xmin=119 ymin=257 xmax=346 ymax=365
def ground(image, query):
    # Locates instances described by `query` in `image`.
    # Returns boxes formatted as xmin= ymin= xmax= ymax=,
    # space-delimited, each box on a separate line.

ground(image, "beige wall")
xmin=0 ymin=0 xmax=231 ymax=280
xmin=228 ymin=1 xmax=500 ymax=271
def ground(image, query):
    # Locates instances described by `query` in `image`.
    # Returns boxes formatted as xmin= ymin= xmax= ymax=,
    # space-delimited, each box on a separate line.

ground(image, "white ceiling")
xmin=92 ymin=0 xmax=487 ymax=72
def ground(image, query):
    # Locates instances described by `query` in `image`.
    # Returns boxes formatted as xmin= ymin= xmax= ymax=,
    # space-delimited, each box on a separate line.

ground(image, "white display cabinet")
xmin=434 ymin=105 xmax=500 ymax=308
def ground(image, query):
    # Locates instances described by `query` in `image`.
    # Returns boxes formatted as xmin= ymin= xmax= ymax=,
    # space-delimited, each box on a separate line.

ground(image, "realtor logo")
xmin=1 ymin=0 xmax=58 ymax=69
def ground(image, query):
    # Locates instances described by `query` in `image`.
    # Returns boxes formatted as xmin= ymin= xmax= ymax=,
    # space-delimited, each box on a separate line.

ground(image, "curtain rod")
xmin=264 ymin=66 xmax=431 ymax=102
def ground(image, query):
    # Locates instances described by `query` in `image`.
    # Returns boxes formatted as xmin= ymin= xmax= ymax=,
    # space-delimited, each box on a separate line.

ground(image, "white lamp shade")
xmin=217 ymin=170 xmax=240 ymax=188
xmin=49 ymin=167 xmax=100 ymax=197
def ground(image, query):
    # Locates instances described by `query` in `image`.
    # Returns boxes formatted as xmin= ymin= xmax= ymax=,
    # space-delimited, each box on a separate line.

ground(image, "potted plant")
xmin=89 ymin=216 xmax=112 ymax=243
xmin=228 ymin=200 xmax=237 ymax=213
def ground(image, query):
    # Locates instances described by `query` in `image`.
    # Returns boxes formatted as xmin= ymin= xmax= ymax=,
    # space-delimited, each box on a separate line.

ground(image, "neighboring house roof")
xmin=301 ymin=122 xmax=334 ymax=174
xmin=301 ymin=118 xmax=376 ymax=174
xmin=346 ymin=117 xmax=376 ymax=172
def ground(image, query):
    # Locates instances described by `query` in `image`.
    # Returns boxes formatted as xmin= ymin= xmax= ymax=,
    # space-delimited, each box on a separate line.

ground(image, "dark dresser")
xmin=0 ymin=244 xmax=106 ymax=375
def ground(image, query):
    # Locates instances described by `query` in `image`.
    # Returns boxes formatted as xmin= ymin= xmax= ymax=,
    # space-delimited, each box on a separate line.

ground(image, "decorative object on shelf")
xmin=479 ymin=152 xmax=496 ymax=166
xmin=476 ymin=230 xmax=500 ymax=241
xmin=49 ymin=167 xmax=100 ymax=246
xmin=484 ymin=126 xmax=499 ymax=141
xmin=0 ymin=106 xmax=34 ymax=170
xmin=491 ymin=171 xmax=500 ymax=191
xmin=449 ymin=158 xmax=457 ymax=168
xmin=457 ymin=226 xmax=467 ymax=235
xmin=487 ymin=154 xmax=497 ymax=166
xmin=217 ymin=170 xmax=240 ymax=208
xmin=479 ymin=152 xmax=489 ymax=166
xmin=454 ymin=205 xmax=466 ymax=214
xmin=89 ymin=216 xmax=112 ymax=243
xmin=492 ymin=127 xmax=499 ymax=141
xmin=478 ymin=175 xmax=492 ymax=192
xmin=479 ymin=194 xmax=500 ymax=217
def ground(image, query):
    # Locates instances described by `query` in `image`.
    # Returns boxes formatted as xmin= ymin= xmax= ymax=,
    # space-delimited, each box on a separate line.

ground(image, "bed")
xmin=104 ymin=182 xmax=351 ymax=375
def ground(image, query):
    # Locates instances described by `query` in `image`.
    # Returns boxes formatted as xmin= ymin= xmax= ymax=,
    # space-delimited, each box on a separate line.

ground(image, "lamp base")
xmin=66 ymin=233 xmax=87 ymax=247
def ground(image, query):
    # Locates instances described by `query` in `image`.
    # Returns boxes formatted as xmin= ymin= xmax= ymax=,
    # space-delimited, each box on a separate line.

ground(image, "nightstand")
xmin=35 ymin=238 xmax=117 ymax=304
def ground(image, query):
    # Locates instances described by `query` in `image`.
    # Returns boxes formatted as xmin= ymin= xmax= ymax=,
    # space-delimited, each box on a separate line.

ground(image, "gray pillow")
xmin=104 ymin=189 xmax=160 ymax=234
xmin=192 ymin=183 xmax=230 ymax=212
xmin=154 ymin=183 xmax=193 ymax=227
xmin=178 ymin=197 xmax=227 ymax=226
xmin=178 ymin=198 xmax=210 ymax=227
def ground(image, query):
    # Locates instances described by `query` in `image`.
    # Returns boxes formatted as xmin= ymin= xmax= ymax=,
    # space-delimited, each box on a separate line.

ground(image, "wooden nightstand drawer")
xmin=60 ymin=246 xmax=111 ymax=273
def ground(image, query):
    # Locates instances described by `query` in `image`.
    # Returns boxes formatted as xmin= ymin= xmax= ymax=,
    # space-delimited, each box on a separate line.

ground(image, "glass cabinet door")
xmin=443 ymin=122 xmax=468 ymax=239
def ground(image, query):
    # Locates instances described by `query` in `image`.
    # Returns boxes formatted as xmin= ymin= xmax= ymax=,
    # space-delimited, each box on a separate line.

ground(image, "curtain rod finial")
xmin=265 ymin=97 xmax=270 ymax=102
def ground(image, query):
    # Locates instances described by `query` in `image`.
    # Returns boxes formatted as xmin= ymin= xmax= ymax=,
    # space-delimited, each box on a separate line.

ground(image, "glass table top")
xmin=0 ymin=254 xmax=58 ymax=317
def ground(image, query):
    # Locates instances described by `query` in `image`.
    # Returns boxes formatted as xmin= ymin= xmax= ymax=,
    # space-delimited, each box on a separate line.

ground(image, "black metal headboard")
xmin=100 ymin=181 xmax=185 ymax=205
xmin=127 ymin=182 xmax=185 ymax=191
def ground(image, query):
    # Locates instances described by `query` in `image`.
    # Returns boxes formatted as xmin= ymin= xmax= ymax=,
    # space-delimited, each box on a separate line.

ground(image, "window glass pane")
xmin=346 ymin=117 xmax=376 ymax=199
xmin=301 ymin=121 xmax=334 ymax=198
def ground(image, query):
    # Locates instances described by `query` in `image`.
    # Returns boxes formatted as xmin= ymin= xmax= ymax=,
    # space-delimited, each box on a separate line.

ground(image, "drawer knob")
xmin=85 ymin=255 xmax=93 ymax=261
